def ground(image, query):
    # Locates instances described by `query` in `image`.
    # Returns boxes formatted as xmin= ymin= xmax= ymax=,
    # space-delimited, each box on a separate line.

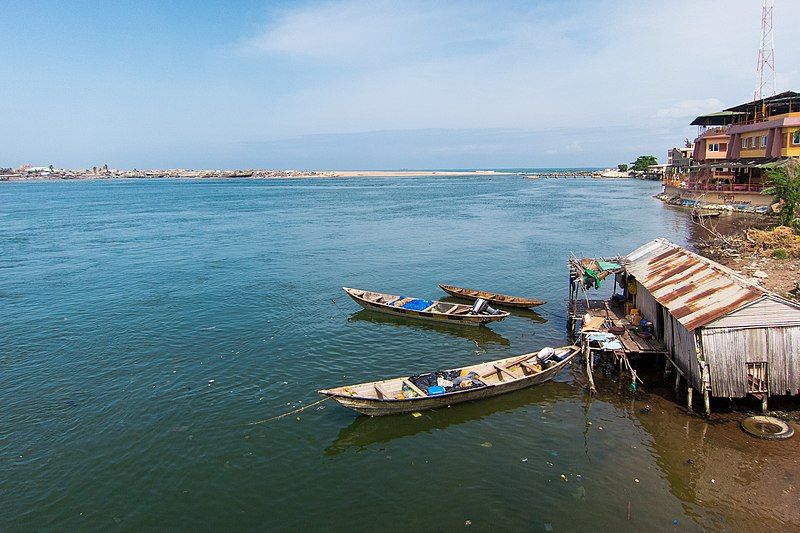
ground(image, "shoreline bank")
xmin=0 ymin=169 xmax=521 ymax=182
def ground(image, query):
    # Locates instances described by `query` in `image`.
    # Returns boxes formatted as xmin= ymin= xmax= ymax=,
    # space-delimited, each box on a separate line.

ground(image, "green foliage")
xmin=618 ymin=163 xmax=628 ymax=172
xmin=631 ymin=155 xmax=658 ymax=171
xmin=762 ymin=160 xmax=800 ymax=231
xmin=772 ymin=248 xmax=790 ymax=260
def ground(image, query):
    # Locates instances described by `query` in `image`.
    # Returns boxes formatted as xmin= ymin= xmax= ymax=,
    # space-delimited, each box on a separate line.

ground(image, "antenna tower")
xmin=754 ymin=0 xmax=775 ymax=100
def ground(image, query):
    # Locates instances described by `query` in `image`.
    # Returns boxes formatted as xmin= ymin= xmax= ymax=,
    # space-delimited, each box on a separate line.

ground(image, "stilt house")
xmin=625 ymin=238 xmax=800 ymax=410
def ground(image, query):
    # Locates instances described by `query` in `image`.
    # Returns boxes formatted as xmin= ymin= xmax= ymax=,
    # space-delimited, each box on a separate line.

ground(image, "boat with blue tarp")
xmin=342 ymin=287 xmax=509 ymax=326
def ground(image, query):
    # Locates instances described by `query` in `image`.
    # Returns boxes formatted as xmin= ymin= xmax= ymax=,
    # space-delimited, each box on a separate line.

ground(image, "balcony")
xmin=674 ymin=182 xmax=764 ymax=193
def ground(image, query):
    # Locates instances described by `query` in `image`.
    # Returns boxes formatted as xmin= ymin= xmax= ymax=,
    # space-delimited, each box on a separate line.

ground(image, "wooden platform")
xmin=574 ymin=299 xmax=667 ymax=356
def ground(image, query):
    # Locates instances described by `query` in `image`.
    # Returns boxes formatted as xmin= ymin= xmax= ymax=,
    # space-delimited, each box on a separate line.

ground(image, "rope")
xmin=246 ymin=397 xmax=331 ymax=426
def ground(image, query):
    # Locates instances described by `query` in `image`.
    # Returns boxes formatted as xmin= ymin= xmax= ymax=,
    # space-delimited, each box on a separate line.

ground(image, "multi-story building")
xmin=664 ymin=91 xmax=799 ymax=207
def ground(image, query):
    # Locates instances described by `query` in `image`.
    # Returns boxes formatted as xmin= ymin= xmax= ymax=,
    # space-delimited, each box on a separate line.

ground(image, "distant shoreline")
xmin=0 ymin=168 xmax=626 ymax=182
xmin=0 ymin=169 xmax=538 ymax=182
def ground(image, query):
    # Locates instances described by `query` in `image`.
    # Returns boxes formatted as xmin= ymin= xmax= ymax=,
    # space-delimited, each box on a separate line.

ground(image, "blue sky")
xmin=2 ymin=0 xmax=799 ymax=169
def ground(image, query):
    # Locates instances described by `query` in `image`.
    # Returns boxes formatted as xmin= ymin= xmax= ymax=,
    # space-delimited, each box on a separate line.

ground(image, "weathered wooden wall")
xmin=701 ymin=326 xmax=800 ymax=397
xmin=634 ymin=281 xmax=661 ymax=335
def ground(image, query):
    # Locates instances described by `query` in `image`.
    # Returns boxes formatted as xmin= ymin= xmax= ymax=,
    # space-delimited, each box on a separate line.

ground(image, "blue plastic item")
xmin=427 ymin=385 xmax=446 ymax=395
xmin=401 ymin=299 xmax=434 ymax=311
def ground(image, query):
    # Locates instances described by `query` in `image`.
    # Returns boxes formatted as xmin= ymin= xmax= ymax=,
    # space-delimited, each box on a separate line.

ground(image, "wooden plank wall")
xmin=701 ymin=326 xmax=800 ymax=397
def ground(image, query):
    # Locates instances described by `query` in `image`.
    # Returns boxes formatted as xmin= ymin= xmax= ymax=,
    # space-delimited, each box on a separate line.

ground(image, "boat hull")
xmin=320 ymin=351 xmax=575 ymax=416
xmin=439 ymin=284 xmax=545 ymax=309
xmin=343 ymin=287 xmax=508 ymax=326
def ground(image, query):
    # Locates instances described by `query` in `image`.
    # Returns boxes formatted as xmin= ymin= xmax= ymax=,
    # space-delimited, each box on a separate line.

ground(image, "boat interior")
xmin=322 ymin=347 xmax=576 ymax=401
xmin=349 ymin=288 xmax=476 ymax=315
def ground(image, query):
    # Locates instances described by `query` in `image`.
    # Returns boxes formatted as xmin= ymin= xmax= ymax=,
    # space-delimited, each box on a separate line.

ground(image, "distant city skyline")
xmin=3 ymin=0 xmax=799 ymax=169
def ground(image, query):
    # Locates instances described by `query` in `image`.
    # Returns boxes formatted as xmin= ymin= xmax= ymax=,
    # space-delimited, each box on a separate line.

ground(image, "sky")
xmin=2 ymin=0 xmax=799 ymax=170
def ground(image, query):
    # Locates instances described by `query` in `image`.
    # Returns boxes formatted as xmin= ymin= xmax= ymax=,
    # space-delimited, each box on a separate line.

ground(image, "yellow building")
xmin=683 ymin=91 xmax=800 ymax=199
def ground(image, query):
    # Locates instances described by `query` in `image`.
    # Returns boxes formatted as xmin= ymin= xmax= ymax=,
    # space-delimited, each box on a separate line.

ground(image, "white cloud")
xmin=656 ymin=98 xmax=725 ymax=119
xmin=237 ymin=0 xmax=800 ymax=141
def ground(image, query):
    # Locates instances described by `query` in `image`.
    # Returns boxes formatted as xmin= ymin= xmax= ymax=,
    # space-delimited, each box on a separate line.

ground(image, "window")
xmin=709 ymin=143 xmax=719 ymax=152
xmin=742 ymin=138 xmax=748 ymax=149
xmin=762 ymin=135 xmax=768 ymax=147
xmin=793 ymin=131 xmax=800 ymax=145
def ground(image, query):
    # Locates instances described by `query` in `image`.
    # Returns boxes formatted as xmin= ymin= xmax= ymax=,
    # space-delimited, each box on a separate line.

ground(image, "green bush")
xmin=772 ymin=248 xmax=790 ymax=260
xmin=763 ymin=160 xmax=800 ymax=231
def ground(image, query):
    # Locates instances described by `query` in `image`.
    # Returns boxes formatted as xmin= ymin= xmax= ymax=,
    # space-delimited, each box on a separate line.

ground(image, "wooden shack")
xmin=625 ymin=238 xmax=800 ymax=413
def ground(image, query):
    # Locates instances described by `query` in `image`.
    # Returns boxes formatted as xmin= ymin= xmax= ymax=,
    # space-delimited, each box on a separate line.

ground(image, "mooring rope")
xmin=246 ymin=397 xmax=331 ymax=426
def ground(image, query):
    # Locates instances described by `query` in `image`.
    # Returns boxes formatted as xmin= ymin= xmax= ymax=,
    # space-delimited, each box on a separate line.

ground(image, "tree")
xmin=631 ymin=155 xmax=658 ymax=171
xmin=763 ymin=159 xmax=800 ymax=231
xmin=618 ymin=163 xmax=628 ymax=172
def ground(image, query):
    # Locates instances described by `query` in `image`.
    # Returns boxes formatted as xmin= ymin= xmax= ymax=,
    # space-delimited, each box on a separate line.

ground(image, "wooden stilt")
xmin=762 ymin=394 xmax=768 ymax=413
xmin=674 ymin=372 xmax=681 ymax=396
xmin=686 ymin=386 xmax=693 ymax=412
xmin=703 ymin=389 xmax=710 ymax=415
xmin=584 ymin=343 xmax=596 ymax=395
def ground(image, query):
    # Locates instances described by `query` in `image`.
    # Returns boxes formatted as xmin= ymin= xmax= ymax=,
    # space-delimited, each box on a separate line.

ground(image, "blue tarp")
xmin=586 ymin=332 xmax=623 ymax=351
xmin=401 ymin=299 xmax=434 ymax=311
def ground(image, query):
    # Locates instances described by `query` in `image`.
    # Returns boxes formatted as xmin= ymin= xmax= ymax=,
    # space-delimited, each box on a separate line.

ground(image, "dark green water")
xmin=2 ymin=176 xmax=723 ymax=530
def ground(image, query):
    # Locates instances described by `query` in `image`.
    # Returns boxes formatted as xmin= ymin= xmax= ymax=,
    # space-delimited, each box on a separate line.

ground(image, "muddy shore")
xmin=672 ymin=205 xmax=799 ymax=301
xmin=592 ymin=358 xmax=800 ymax=530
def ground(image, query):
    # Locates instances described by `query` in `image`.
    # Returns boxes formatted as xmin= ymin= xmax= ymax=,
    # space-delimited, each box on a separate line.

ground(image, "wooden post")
xmin=664 ymin=355 xmax=671 ymax=378
xmin=703 ymin=389 xmax=710 ymax=415
xmin=584 ymin=343 xmax=596 ymax=395
xmin=686 ymin=386 xmax=693 ymax=412
xmin=762 ymin=395 xmax=768 ymax=413
xmin=674 ymin=372 xmax=681 ymax=396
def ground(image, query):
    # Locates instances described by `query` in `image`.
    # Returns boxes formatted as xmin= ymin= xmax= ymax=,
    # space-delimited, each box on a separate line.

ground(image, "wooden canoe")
xmin=319 ymin=345 xmax=579 ymax=416
xmin=342 ymin=287 xmax=509 ymax=327
xmin=439 ymin=284 xmax=546 ymax=309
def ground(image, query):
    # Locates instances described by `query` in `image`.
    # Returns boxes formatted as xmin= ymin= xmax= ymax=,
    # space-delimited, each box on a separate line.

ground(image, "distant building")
xmin=689 ymin=91 xmax=800 ymax=191
xmin=666 ymin=146 xmax=692 ymax=167
xmin=663 ymin=91 xmax=800 ymax=207
xmin=665 ymin=145 xmax=693 ymax=183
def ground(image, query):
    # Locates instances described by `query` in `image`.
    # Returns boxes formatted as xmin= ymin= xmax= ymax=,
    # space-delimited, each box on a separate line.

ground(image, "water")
xmin=0 ymin=176 xmax=788 ymax=530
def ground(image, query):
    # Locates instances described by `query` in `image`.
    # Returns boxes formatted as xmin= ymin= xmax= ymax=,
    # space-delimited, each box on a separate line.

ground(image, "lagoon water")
xmin=0 ymin=176 xmax=784 ymax=530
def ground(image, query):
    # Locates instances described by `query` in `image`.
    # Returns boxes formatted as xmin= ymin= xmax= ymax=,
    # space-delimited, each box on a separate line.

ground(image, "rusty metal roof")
xmin=625 ymin=239 xmax=767 ymax=331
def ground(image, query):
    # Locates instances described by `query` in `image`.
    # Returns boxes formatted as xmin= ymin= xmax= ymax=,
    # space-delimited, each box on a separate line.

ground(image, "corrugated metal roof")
xmin=625 ymin=239 xmax=768 ymax=331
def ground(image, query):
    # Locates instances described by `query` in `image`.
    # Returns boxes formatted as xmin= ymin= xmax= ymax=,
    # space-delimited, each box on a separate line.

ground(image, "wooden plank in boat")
xmin=374 ymin=383 xmax=393 ymax=399
xmin=402 ymin=379 xmax=427 ymax=397
xmin=493 ymin=364 xmax=518 ymax=380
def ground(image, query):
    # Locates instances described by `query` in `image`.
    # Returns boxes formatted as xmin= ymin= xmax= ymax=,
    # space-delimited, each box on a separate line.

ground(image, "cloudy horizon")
xmin=2 ymin=0 xmax=798 ymax=169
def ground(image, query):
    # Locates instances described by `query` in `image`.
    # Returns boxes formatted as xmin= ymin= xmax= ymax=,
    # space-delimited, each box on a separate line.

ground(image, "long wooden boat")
xmin=343 ymin=287 xmax=509 ymax=326
xmin=319 ymin=345 xmax=579 ymax=416
xmin=439 ymin=284 xmax=546 ymax=309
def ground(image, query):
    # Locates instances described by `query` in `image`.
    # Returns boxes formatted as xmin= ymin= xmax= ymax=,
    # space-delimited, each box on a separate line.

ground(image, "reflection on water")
xmin=7 ymin=177 xmax=792 ymax=530
xmin=347 ymin=309 xmax=512 ymax=346
xmin=592 ymin=360 xmax=800 ymax=530
xmin=326 ymin=367 xmax=577 ymax=455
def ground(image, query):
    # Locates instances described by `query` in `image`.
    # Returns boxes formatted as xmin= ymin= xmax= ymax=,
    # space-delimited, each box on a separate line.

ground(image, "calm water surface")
xmin=0 ymin=176 xmax=779 ymax=530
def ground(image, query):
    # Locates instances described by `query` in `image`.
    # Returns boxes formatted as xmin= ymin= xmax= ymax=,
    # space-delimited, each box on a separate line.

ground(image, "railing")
xmin=664 ymin=181 xmax=764 ymax=192
xmin=698 ymin=126 xmax=729 ymax=136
